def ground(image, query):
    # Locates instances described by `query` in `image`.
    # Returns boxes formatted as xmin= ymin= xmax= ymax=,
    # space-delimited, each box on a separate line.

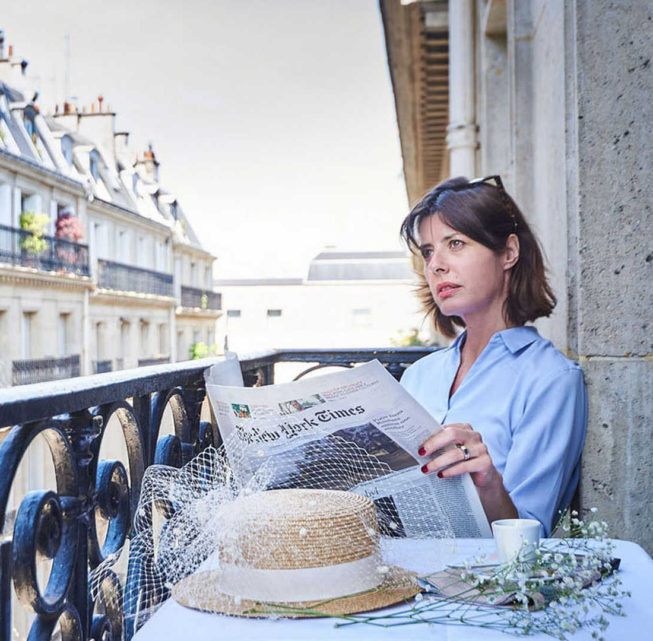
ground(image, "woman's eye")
xmin=449 ymin=239 xmax=464 ymax=249
xmin=420 ymin=248 xmax=433 ymax=260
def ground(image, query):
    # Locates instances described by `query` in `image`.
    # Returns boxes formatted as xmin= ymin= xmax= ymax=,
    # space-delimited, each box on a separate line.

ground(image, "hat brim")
xmin=172 ymin=565 xmax=420 ymax=618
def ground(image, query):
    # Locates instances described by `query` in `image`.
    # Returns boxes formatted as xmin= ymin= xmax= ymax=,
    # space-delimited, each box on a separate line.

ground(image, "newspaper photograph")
xmin=204 ymin=359 xmax=491 ymax=538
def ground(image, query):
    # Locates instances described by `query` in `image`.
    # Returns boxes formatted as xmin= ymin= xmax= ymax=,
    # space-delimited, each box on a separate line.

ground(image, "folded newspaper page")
xmin=204 ymin=359 xmax=491 ymax=538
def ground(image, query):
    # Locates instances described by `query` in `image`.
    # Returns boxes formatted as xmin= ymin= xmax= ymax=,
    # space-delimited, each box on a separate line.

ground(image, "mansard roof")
xmin=0 ymin=69 xmax=211 ymax=257
xmin=307 ymin=250 xmax=414 ymax=282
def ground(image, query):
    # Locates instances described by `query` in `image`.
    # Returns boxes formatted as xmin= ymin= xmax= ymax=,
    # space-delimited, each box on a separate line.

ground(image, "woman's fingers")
xmin=421 ymin=443 xmax=475 ymax=473
xmin=436 ymin=451 xmax=492 ymax=479
xmin=418 ymin=423 xmax=476 ymax=457
xmin=419 ymin=425 xmax=492 ymax=480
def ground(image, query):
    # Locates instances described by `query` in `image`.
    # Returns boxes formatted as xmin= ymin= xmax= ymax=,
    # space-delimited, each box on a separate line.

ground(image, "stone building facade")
xmin=0 ymin=33 xmax=221 ymax=387
xmin=380 ymin=0 xmax=651 ymax=552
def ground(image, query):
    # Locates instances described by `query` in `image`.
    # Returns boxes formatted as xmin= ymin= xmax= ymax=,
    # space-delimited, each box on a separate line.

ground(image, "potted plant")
xmin=55 ymin=212 xmax=84 ymax=268
xmin=55 ymin=212 xmax=84 ymax=242
xmin=189 ymin=341 xmax=218 ymax=360
xmin=19 ymin=211 xmax=49 ymax=263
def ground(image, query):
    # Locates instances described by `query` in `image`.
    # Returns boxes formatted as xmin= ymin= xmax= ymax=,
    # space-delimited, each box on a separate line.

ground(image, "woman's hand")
xmin=418 ymin=423 xmax=518 ymax=522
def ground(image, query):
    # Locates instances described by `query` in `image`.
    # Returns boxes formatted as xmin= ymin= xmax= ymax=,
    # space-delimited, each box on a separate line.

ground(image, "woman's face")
xmin=417 ymin=215 xmax=518 ymax=327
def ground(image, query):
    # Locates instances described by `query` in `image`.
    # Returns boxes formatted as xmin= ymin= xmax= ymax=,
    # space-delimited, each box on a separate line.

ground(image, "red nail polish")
xmin=421 ymin=464 xmax=429 ymax=474
xmin=418 ymin=447 xmax=426 ymax=457
xmin=437 ymin=471 xmax=443 ymax=478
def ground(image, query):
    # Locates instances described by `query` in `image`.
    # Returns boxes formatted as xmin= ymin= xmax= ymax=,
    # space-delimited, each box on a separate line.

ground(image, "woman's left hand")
xmin=418 ymin=423 xmax=501 ymax=490
xmin=418 ymin=423 xmax=518 ymax=522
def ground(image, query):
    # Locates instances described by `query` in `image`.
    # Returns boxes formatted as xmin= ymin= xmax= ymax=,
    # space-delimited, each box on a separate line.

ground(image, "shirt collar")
xmin=449 ymin=326 xmax=539 ymax=355
xmin=495 ymin=326 xmax=540 ymax=353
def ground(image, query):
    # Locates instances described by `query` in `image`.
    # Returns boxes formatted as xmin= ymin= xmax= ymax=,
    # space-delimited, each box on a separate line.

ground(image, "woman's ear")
xmin=503 ymin=233 xmax=520 ymax=270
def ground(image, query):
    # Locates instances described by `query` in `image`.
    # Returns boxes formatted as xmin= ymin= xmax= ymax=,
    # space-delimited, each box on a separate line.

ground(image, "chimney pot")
xmin=91 ymin=103 xmax=95 ymax=113
xmin=8 ymin=45 xmax=13 ymax=57
xmin=98 ymin=95 xmax=104 ymax=111
xmin=55 ymin=104 xmax=59 ymax=114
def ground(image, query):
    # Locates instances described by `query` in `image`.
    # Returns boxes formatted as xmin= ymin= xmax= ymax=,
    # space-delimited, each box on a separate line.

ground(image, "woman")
xmin=399 ymin=176 xmax=587 ymax=536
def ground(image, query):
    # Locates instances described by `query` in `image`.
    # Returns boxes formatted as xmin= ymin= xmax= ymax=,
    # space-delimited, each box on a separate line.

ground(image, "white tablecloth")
xmin=134 ymin=538 xmax=653 ymax=641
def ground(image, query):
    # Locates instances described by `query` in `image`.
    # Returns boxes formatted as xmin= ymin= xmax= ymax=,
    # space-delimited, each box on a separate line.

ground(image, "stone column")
xmin=565 ymin=0 xmax=652 ymax=553
xmin=447 ymin=0 xmax=477 ymax=176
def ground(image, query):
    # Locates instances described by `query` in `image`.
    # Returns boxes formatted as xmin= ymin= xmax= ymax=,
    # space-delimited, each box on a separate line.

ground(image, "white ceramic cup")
xmin=491 ymin=518 xmax=541 ymax=564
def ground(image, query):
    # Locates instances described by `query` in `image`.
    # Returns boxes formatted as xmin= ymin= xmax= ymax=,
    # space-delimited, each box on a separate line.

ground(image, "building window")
xmin=89 ymin=150 xmax=100 ymax=181
xmin=58 ymin=313 xmax=69 ymax=357
xmin=170 ymin=201 xmax=178 ymax=220
xmin=120 ymin=319 xmax=130 ymax=362
xmin=159 ymin=323 xmax=168 ymax=355
xmin=21 ymin=192 xmax=41 ymax=216
xmin=56 ymin=202 xmax=74 ymax=219
xmin=94 ymin=222 xmax=109 ymax=259
xmin=267 ymin=309 xmax=282 ymax=318
xmin=352 ymin=308 xmax=372 ymax=327
xmin=176 ymin=330 xmax=184 ymax=362
xmin=61 ymin=135 xmax=73 ymax=165
xmin=23 ymin=110 xmax=37 ymax=144
xmin=140 ymin=320 xmax=149 ymax=356
xmin=117 ymin=229 xmax=128 ymax=263
xmin=190 ymin=262 xmax=198 ymax=287
xmin=21 ymin=312 xmax=33 ymax=359
xmin=95 ymin=322 xmax=104 ymax=360
xmin=226 ymin=310 xmax=241 ymax=318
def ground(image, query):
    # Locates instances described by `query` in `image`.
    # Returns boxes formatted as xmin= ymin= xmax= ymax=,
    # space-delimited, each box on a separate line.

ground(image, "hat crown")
xmin=222 ymin=489 xmax=379 ymax=570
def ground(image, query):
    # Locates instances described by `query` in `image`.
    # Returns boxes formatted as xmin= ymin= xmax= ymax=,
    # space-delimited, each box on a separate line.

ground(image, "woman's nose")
xmin=427 ymin=250 xmax=447 ymax=274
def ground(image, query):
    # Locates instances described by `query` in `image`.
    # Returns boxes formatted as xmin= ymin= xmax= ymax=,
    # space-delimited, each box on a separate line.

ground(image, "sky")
xmin=2 ymin=0 xmax=409 ymax=278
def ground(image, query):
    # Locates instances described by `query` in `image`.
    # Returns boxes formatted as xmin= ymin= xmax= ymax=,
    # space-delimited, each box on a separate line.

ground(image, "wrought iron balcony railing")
xmin=180 ymin=285 xmax=221 ymax=311
xmin=0 ymin=224 xmax=90 ymax=277
xmin=137 ymin=356 xmax=170 ymax=367
xmin=97 ymin=259 xmax=174 ymax=297
xmin=11 ymin=354 xmax=81 ymax=386
xmin=0 ymin=347 xmax=435 ymax=640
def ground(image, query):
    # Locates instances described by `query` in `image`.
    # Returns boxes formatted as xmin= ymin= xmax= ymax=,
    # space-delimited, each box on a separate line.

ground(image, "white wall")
xmin=216 ymin=280 xmax=429 ymax=355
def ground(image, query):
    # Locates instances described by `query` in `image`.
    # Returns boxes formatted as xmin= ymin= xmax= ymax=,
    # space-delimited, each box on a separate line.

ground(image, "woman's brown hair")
xmin=400 ymin=176 xmax=556 ymax=338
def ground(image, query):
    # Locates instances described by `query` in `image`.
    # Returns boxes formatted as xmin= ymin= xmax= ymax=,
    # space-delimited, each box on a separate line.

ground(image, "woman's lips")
xmin=436 ymin=283 xmax=461 ymax=299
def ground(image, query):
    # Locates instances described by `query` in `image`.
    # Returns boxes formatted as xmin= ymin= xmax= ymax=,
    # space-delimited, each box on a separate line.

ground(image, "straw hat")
xmin=172 ymin=488 xmax=420 ymax=617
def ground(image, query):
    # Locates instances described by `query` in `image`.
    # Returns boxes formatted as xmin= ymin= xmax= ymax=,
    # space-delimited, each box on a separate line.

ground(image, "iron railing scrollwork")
xmin=0 ymin=346 xmax=435 ymax=640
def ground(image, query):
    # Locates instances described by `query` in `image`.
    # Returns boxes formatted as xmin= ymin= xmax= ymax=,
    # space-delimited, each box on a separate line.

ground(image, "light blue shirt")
xmin=400 ymin=326 xmax=587 ymax=536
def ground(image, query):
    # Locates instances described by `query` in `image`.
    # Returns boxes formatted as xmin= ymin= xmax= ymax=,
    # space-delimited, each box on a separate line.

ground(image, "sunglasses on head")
xmin=438 ymin=175 xmax=518 ymax=232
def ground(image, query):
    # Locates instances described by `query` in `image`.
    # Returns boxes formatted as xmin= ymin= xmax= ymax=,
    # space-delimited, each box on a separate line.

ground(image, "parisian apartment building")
xmin=0 ymin=35 xmax=221 ymax=387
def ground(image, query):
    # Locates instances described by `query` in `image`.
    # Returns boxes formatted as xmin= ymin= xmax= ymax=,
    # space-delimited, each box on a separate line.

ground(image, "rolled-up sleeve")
xmin=501 ymin=366 xmax=587 ymax=536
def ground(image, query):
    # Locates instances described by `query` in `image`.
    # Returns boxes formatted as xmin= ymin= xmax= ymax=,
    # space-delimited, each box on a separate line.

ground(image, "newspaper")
xmin=204 ymin=359 xmax=491 ymax=538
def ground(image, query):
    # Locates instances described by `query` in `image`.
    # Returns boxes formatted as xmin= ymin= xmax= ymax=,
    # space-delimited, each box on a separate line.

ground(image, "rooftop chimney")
xmin=135 ymin=143 xmax=160 ymax=182
xmin=114 ymin=131 xmax=136 ymax=166
xmin=76 ymin=95 xmax=118 ymax=166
